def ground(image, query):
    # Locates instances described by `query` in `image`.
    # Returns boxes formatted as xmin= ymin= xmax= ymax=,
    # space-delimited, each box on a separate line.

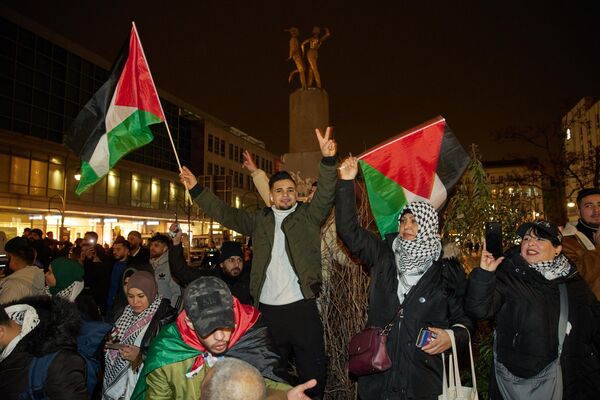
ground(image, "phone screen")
xmin=485 ymin=222 xmax=503 ymax=259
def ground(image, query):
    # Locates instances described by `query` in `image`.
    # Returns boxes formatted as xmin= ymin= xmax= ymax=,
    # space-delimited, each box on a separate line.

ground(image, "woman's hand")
xmin=287 ymin=379 xmax=317 ymax=400
xmin=179 ymin=166 xmax=197 ymax=189
xmin=480 ymin=248 xmax=504 ymax=272
xmin=421 ymin=327 xmax=451 ymax=355
xmin=242 ymin=150 xmax=258 ymax=173
xmin=339 ymin=156 xmax=358 ymax=180
xmin=119 ymin=344 xmax=141 ymax=362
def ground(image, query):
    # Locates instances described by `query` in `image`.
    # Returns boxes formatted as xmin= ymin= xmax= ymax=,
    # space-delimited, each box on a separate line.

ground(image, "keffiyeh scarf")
xmin=392 ymin=201 xmax=442 ymax=303
xmin=528 ymin=254 xmax=571 ymax=281
xmin=104 ymin=295 xmax=162 ymax=390
xmin=55 ymin=280 xmax=84 ymax=302
xmin=0 ymin=304 xmax=40 ymax=362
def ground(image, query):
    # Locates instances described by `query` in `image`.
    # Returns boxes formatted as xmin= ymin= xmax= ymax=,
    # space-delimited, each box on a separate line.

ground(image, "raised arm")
xmin=465 ymin=248 xmax=506 ymax=320
xmin=243 ymin=150 xmax=271 ymax=205
xmin=305 ymin=127 xmax=337 ymax=225
xmin=335 ymin=156 xmax=388 ymax=267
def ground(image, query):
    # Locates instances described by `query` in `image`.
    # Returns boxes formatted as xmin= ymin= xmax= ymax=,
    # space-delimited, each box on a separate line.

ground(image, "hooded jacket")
xmin=561 ymin=222 xmax=600 ymax=300
xmin=466 ymin=247 xmax=600 ymax=399
xmin=0 ymin=265 xmax=45 ymax=304
xmin=0 ymin=295 xmax=88 ymax=400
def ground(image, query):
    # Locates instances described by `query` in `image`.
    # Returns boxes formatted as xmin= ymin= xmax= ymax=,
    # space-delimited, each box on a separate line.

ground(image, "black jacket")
xmin=466 ymin=247 xmax=600 ymax=399
xmin=168 ymin=244 xmax=253 ymax=305
xmin=0 ymin=296 xmax=88 ymax=400
xmin=336 ymin=180 xmax=474 ymax=400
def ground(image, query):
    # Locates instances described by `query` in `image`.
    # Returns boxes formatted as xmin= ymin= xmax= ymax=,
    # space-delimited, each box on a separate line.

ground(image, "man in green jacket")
xmin=132 ymin=277 xmax=316 ymax=399
xmin=179 ymin=128 xmax=336 ymax=399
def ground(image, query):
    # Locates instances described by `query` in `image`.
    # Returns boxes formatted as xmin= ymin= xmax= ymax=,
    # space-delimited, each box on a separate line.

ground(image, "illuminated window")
xmin=10 ymin=156 xmax=30 ymax=194
xmin=107 ymin=170 xmax=120 ymax=204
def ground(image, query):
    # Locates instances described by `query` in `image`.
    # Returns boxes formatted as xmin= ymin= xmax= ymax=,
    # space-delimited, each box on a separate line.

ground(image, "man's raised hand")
xmin=339 ymin=156 xmax=359 ymax=180
xmin=179 ymin=166 xmax=198 ymax=189
xmin=316 ymin=127 xmax=336 ymax=157
xmin=242 ymin=150 xmax=258 ymax=173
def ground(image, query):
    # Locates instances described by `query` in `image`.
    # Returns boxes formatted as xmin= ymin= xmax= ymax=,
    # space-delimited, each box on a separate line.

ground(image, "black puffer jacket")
xmin=0 ymin=295 xmax=88 ymax=400
xmin=466 ymin=246 xmax=600 ymax=399
xmin=336 ymin=180 xmax=474 ymax=400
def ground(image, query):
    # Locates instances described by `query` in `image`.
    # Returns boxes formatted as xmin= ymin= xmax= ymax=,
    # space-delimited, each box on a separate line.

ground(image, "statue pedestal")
xmin=284 ymin=88 xmax=329 ymax=181
xmin=289 ymin=88 xmax=329 ymax=153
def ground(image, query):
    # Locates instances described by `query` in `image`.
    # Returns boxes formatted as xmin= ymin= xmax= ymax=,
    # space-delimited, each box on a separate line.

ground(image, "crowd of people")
xmin=0 ymin=129 xmax=599 ymax=400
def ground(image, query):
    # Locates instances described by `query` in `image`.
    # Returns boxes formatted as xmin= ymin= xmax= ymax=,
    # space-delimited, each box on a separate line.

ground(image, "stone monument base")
xmin=281 ymin=150 xmax=323 ymax=183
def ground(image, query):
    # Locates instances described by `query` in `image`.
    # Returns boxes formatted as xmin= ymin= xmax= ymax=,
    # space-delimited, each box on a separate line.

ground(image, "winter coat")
xmin=561 ymin=222 xmax=600 ymax=300
xmin=168 ymin=243 xmax=253 ymax=305
xmin=188 ymin=157 xmax=337 ymax=306
xmin=0 ymin=265 xmax=46 ymax=304
xmin=335 ymin=180 xmax=474 ymax=400
xmin=466 ymin=247 xmax=600 ymax=399
xmin=0 ymin=295 xmax=88 ymax=400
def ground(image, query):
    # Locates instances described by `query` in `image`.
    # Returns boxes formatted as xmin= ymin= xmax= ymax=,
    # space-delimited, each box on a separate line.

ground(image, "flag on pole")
xmin=358 ymin=116 xmax=469 ymax=237
xmin=64 ymin=23 xmax=165 ymax=195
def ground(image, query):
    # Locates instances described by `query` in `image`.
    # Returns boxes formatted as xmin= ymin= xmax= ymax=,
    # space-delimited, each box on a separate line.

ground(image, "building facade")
xmin=562 ymin=96 xmax=600 ymax=220
xmin=0 ymin=12 xmax=278 ymax=246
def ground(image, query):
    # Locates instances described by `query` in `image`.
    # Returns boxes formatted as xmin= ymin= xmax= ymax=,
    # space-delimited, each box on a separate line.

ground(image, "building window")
xmin=208 ymin=134 xmax=213 ymax=152
xmin=220 ymin=139 xmax=225 ymax=157
xmin=151 ymin=178 xmax=160 ymax=208
xmin=107 ymin=170 xmax=120 ymax=204
xmin=229 ymin=143 xmax=233 ymax=160
xmin=207 ymin=162 xmax=213 ymax=175
xmin=29 ymin=159 xmax=48 ymax=196
xmin=10 ymin=156 xmax=30 ymax=194
xmin=220 ymin=166 xmax=225 ymax=175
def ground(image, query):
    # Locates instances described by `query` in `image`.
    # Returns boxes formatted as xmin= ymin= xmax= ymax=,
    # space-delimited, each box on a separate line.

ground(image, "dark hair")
xmin=128 ymin=230 xmax=142 ymax=239
xmin=30 ymin=228 xmax=43 ymax=237
xmin=10 ymin=246 xmax=36 ymax=265
xmin=0 ymin=306 xmax=10 ymax=326
xmin=268 ymin=171 xmax=296 ymax=189
xmin=149 ymin=233 xmax=170 ymax=246
xmin=524 ymin=226 xmax=561 ymax=247
xmin=577 ymin=188 xmax=600 ymax=208
xmin=113 ymin=236 xmax=131 ymax=250
xmin=85 ymin=231 xmax=99 ymax=241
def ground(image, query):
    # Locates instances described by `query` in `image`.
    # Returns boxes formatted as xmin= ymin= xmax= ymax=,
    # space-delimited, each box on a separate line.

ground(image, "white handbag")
xmin=438 ymin=324 xmax=478 ymax=400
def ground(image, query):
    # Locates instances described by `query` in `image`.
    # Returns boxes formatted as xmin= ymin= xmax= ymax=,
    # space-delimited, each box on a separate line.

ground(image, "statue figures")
xmin=301 ymin=26 xmax=331 ymax=89
xmin=285 ymin=27 xmax=307 ymax=89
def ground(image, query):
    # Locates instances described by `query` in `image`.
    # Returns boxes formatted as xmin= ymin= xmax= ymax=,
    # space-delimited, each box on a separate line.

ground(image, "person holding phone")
xmin=103 ymin=271 xmax=176 ymax=400
xmin=335 ymin=156 xmax=473 ymax=400
xmin=466 ymin=220 xmax=600 ymax=399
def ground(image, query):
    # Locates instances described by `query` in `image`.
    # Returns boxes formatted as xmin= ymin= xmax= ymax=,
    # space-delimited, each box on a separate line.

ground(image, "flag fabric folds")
xmin=64 ymin=23 xmax=165 ymax=195
xmin=358 ymin=116 xmax=469 ymax=237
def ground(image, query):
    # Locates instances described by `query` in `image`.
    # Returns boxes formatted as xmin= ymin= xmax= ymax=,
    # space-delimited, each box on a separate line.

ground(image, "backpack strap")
xmin=28 ymin=352 xmax=59 ymax=400
xmin=557 ymin=284 xmax=568 ymax=357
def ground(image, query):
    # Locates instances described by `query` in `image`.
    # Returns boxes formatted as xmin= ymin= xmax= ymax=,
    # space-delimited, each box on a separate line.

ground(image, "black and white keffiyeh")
xmin=55 ymin=280 xmax=84 ymax=302
xmin=0 ymin=304 xmax=40 ymax=362
xmin=392 ymin=201 xmax=442 ymax=303
xmin=104 ymin=295 xmax=162 ymax=390
xmin=528 ymin=254 xmax=571 ymax=281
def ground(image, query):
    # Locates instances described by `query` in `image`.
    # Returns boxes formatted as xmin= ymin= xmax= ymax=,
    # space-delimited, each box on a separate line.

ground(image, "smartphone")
xmin=105 ymin=343 xmax=126 ymax=350
xmin=416 ymin=328 xmax=437 ymax=348
xmin=169 ymin=222 xmax=180 ymax=238
xmin=485 ymin=222 xmax=503 ymax=259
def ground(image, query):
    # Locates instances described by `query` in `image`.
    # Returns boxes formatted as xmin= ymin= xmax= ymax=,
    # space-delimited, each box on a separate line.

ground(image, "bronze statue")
xmin=301 ymin=26 xmax=331 ymax=89
xmin=285 ymin=27 xmax=307 ymax=89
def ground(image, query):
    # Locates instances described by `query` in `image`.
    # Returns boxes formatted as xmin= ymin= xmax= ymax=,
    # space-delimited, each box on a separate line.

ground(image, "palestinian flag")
xmin=64 ymin=23 xmax=165 ymax=195
xmin=358 ymin=116 xmax=469 ymax=237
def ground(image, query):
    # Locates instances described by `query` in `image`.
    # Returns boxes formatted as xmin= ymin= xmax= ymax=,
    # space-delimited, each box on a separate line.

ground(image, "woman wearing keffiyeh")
xmin=102 ymin=271 xmax=176 ymax=400
xmin=467 ymin=220 xmax=600 ymax=399
xmin=336 ymin=156 xmax=474 ymax=400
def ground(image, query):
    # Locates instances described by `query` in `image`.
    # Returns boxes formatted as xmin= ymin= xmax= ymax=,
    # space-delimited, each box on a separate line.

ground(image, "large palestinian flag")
xmin=358 ymin=116 xmax=469 ymax=237
xmin=64 ymin=23 xmax=165 ymax=195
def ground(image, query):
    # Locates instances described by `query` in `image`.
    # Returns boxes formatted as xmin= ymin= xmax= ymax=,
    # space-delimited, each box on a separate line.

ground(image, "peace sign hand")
xmin=316 ymin=127 xmax=337 ymax=157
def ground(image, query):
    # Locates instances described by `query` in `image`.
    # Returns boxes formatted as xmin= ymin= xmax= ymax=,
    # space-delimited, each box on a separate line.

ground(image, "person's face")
xmin=520 ymin=229 xmax=561 ymax=264
xmin=399 ymin=213 xmax=419 ymax=241
xmin=184 ymin=317 xmax=233 ymax=355
xmin=127 ymin=234 xmax=141 ymax=250
xmin=127 ymin=287 xmax=150 ymax=314
xmin=112 ymin=243 xmax=129 ymax=261
xmin=221 ymin=256 xmax=243 ymax=277
xmin=149 ymin=241 xmax=167 ymax=258
xmin=30 ymin=232 xmax=41 ymax=241
xmin=45 ymin=266 xmax=56 ymax=287
xmin=578 ymin=194 xmax=600 ymax=226
xmin=46 ymin=232 xmax=53 ymax=240
xmin=270 ymin=179 xmax=297 ymax=210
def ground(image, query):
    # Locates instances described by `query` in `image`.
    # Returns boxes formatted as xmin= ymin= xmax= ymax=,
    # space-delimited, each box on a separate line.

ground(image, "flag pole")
xmin=132 ymin=21 xmax=192 ymax=204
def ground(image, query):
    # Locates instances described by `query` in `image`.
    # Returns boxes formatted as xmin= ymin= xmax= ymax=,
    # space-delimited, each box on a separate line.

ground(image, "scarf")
xmin=104 ymin=295 xmax=162 ymax=389
xmin=55 ymin=280 xmax=84 ymax=302
xmin=0 ymin=304 xmax=40 ymax=362
xmin=176 ymin=296 xmax=260 ymax=375
xmin=528 ymin=254 xmax=572 ymax=281
xmin=392 ymin=201 xmax=442 ymax=303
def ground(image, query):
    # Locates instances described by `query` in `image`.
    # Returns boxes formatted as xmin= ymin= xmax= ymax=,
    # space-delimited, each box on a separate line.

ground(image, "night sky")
xmin=5 ymin=1 xmax=600 ymax=160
